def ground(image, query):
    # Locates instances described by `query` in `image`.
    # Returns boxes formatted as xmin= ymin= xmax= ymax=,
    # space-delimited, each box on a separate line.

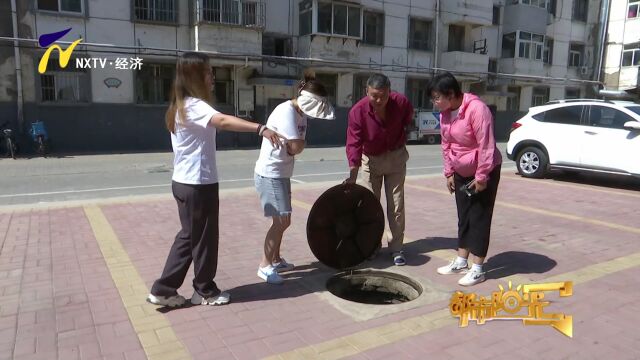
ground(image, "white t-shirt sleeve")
xmin=268 ymin=103 xmax=304 ymax=140
xmin=185 ymin=98 xmax=219 ymax=128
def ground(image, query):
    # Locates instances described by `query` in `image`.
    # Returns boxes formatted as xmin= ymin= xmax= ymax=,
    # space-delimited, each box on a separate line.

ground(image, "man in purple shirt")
xmin=344 ymin=73 xmax=414 ymax=266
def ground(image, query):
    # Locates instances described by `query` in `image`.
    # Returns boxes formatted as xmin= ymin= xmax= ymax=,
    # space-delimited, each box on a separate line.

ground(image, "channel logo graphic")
xmin=38 ymin=28 xmax=83 ymax=74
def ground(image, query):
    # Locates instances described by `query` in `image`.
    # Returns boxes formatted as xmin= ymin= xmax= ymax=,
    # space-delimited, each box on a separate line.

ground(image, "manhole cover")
xmin=326 ymin=270 xmax=422 ymax=305
xmin=307 ymin=184 xmax=384 ymax=269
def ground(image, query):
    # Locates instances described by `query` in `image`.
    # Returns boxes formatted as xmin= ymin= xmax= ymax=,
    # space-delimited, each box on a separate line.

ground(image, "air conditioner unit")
xmin=579 ymin=66 xmax=589 ymax=75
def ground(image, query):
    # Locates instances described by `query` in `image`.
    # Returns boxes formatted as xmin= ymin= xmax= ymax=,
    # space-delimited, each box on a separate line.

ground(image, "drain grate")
xmin=326 ymin=270 xmax=422 ymax=305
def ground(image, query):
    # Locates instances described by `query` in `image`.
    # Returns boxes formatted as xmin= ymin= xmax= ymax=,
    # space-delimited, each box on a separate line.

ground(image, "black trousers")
xmin=454 ymin=166 xmax=501 ymax=258
xmin=151 ymin=181 xmax=221 ymax=298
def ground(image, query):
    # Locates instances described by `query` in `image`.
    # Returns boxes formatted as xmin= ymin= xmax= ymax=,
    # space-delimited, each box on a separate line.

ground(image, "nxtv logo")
xmin=38 ymin=28 xmax=82 ymax=74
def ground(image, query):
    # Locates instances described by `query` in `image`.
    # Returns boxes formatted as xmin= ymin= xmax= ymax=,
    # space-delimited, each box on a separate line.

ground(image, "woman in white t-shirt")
xmin=147 ymin=52 xmax=281 ymax=307
xmin=254 ymin=74 xmax=335 ymax=284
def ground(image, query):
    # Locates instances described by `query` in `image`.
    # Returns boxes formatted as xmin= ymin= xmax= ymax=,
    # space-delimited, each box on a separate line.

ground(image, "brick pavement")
xmin=0 ymin=172 xmax=639 ymax=359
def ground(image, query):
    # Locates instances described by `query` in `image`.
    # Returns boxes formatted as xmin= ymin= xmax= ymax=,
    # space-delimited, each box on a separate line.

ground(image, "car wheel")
xmin=516 ymin=147 xmax=548 ymax=178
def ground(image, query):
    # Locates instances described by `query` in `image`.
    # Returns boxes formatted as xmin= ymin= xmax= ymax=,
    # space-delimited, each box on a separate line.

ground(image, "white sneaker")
xmin=146 ymin=293 xmax=186 ymax=307
xmin=392 ymin=252 xmax=406 ymax=266
xmin=437 ymin=260 xmax=469 ymax=275
xmin=458 ymin=270 xmax=485 ymax=286
xmin=273 ymin=258 xmax=294 ymax=273
xmin=191 ymin=291 xmax=230 ymax=306
xmin=258 ymin=265 xmax=284 ymax=284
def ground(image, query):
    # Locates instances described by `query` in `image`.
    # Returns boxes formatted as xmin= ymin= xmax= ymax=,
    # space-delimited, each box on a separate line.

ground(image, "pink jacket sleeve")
xmin=440 ymin=113 xmax=455 ymax=178
xmin=469 ymin=102 xmax=497 ymax=183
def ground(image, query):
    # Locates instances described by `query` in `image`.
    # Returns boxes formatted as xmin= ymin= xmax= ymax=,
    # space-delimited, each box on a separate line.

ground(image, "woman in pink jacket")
xmin=428 ymin=72 xmax=502 ymax=286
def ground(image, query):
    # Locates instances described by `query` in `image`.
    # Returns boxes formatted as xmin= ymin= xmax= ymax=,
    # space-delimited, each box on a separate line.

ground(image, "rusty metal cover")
xmin=306 ymin=183 xmax=385 ymax=269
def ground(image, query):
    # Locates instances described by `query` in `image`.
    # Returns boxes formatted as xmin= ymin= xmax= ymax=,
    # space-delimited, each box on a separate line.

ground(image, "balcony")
xmin=499 ymin=58 xmax=544 ymax=76
xmin=503 ymin=3 xmax=548 ymax=36
xmin=441 ymin=51 xmax=489 ymax=74
xmin=201 ymin=0 xmax=265 ymax=29
xmin=297 ymin=35 xmax=359 ymax=62
xmin=440 ymin=0 xmax=493 ymax=26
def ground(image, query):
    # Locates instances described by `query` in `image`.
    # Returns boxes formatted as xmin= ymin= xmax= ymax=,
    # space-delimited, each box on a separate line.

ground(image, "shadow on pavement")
xmin=484 ymin=251 xmax=557 ymax=280
xmin=549 ymin=171 xmax=640 ymax=191
xmin=228 ymin=261 xmax=334 ymax=304
xmin=365 ymin=236 xmax=459 ymax=271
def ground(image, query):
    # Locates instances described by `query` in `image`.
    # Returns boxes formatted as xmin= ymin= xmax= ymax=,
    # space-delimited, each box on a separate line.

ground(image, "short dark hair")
xmin=428 ymin=72 xmax=463 ymax=99
xmin=367 ymin=73 xmax=390 ymax=89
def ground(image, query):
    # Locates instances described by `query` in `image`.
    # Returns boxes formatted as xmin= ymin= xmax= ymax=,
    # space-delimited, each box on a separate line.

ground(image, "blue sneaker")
xmin=392 ymin=252 xmax=406 ymax=266
xmin=273 ymin=258 xmax=294 ymax=273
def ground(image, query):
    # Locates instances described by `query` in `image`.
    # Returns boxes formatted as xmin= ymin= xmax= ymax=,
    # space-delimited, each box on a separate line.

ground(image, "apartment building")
xmin=0 ymin=0 xmax=605 ymax=152
xmin=603 ymin=0 xmax=640 ymax=95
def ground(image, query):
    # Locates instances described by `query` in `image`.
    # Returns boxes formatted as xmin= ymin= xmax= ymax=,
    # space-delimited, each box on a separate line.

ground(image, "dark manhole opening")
xmin=326 ymin=270 xmax=423 ymax=305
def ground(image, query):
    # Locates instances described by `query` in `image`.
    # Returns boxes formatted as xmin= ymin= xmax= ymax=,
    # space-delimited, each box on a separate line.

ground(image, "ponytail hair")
xmin=294 ymin=68 xmax=328 ymax=99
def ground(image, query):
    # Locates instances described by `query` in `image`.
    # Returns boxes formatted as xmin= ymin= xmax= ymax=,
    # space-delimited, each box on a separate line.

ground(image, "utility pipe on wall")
xmin=434 ymin=0 xmax=440 ymax=70
xmin=595 ymin=0 xmax=610 ymax=84
xmin=10 ymin=0 xmax=24 ymax=129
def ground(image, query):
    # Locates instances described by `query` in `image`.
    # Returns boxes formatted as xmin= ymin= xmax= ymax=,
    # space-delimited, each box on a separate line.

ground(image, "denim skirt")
xmin=254 ymin=173 xmax=292 ymax=217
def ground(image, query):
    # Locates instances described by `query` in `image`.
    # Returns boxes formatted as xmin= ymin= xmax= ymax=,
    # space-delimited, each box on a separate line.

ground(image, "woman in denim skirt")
xmin=254 ymin=71 xmax=335 ymax=284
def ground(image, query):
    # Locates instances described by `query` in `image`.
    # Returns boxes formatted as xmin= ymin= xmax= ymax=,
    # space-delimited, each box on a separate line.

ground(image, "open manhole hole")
xmin=326 ymin=270 xmax=423 ymax=305
xmin=307 ymin=184 xmax=423 ymax=305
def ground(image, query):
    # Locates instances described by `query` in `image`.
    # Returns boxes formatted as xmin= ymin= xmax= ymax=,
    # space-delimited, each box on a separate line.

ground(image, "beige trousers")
xmin=360 ymin=146 xmax=409 ymax=252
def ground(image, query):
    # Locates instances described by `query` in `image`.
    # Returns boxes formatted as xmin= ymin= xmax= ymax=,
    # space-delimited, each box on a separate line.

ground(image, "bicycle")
xmin=30 ymin=120 xmax=49 ymax=157
xmin=1 ymin=122 xmax=18 ymax=159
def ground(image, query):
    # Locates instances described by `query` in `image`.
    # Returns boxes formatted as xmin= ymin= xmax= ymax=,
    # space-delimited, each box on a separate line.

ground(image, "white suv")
xmin=506 ymin=99 xmax=640 ymax=178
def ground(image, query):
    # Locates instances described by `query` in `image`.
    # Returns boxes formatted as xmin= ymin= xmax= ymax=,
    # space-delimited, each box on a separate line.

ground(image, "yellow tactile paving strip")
xmin=84 ymin=205 xmax=190 ymax=360
xmin=267 ymin=309 xmax=454 ymax=360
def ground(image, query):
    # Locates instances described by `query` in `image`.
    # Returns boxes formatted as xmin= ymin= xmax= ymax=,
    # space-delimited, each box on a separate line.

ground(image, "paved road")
xmin=0 ymin=143 xmax=511 ymax=206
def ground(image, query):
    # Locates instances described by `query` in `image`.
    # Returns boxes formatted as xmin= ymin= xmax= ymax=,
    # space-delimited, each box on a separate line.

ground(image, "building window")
xmin=409 ymin=18 xmax=433 ymax=51
xmin=543 ymin=37 xmax=553 ymax=64
xmin=572 ymin=0 xmax=588 ymax=22
xmin=518 ymin=31 xmax=544 ymax=60
xmin=213 ymin=67 xmax=234 ymax=106
xmin=532 ymin=87 xmax=550 ymax=106
xmin=353 ymin=74 xmax=369 ymax=103
xmin=513 ymin=0 xmax=547 ymax=7
xmin=565 ymin=88 xmax=581 ymax=99
xmin=136 ymin=63 xmax=175 ymax=104
xmin=363 ymin=11 xmax=384 ymax=46
xmin=548 ymin=0 xmax=556 ymax=15
xmin=406 ymin=78 xmax=432 ymax=110
xmin=507 ymin=86 xmax=520 ymax=111
xmin=502 ymin=31 xmax=544 ymax=60
xmin=622 ymin=42 xmax=640 ymax=66
xmin=488 ymin=59 xmax=498 ymax=73
xmin=262 ymin=36 xmax=292 ymax=56
xmin=569 ymin=43 xmax=584 ymax=67
xmin=316 ymin=1 xmax=361 ymax=37
xmin=492 ymin=6 xmax=500 ymax=25
xmin=40 ymin=70 xmax=88 ymax=102
xmin=299 ymin=0 xmax=312 ymax=35
xmin=37 ymin=0 xmax=82 ymax=13
xmin=203 ymin=0 xmax=263 ymax=27
xmin=134 ymin=0 xmax=176 ymax=23
xmin=502 ymin=32 xmax=516 ymax=58
xmin=629 ymin=0 xmax=640 ymax=18
xmin=315 ymin=73 xmax=337 ymax=105
xmin=448 ymin=25 xmax=465 ymax=52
